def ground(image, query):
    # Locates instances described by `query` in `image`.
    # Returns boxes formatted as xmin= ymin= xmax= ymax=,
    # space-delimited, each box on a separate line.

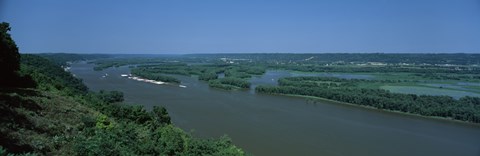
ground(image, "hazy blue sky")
xmin=1 ymin=0 xmax=479 ymax=54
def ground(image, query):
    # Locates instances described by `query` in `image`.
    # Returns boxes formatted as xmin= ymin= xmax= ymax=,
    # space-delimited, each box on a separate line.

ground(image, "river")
xmin=70 ymin=62 xmax=480 ymax=156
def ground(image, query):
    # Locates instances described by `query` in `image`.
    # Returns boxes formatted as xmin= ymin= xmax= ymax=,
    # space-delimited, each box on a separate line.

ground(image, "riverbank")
xmin=265 ymin=93 xmax=480 ymax=126
xmin=122 ymin=74 xmax=187 ymax=88
xmin=126 ymin=75 xmax=167 ymax=85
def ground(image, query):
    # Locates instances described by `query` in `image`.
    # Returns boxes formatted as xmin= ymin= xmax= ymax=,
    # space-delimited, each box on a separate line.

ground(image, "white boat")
xmin=179 ymin=85 xmax=187 ymax=88
xmin=121 ymin=74 xmax=128 ymax=77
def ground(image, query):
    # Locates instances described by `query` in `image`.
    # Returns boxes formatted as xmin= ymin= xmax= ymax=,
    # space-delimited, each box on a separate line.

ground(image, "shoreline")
xmin=122 ymin=74 xmax=187 ymax=88
xmin=262 ymin=93 xmax=480 ymax=126
xmin=124 ymin=74 xmax=167 ymax=85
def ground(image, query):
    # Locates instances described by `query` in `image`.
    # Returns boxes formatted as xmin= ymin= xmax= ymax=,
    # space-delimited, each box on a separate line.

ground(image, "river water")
xmin=70 ymin=62 xmax=480 ymax=156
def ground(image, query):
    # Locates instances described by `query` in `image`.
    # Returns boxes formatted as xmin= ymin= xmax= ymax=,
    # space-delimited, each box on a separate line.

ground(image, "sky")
xmin=1 ymin=0 xmax=480 ymax=54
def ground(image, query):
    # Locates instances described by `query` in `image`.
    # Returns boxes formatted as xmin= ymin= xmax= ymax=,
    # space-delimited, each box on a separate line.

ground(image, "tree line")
xmin=256 ymin=77 xmax=480 ymax=123
xmin=186 ymin=53 xmax=480 ymax=65
xmin=209 ymin=78 xmax=251 ymax=90
xmin=268 ymin=64 xmax=480 ymax=75
xmin=130 ymin=68 xmax=181 ymax=84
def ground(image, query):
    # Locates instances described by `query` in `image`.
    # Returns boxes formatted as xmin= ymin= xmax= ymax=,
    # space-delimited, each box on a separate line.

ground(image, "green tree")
xmin=152 ymin=106 xmax=171 ymax=125
xmin=158 ymin=125 xmax=186 ymax=155
xmin=0 ymin=22 xmax=20 ymax=87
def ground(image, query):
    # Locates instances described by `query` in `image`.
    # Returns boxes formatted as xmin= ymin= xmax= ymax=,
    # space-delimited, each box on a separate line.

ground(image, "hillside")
xmin=1 ymin=54 xmax=246 ymax=155
xmin=0 ymin=88 xmax=99 ymax=154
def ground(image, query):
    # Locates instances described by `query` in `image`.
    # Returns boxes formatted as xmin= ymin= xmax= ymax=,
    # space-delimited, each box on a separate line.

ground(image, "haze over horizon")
xmin=1 ymin=0 xmax=480 ymax=54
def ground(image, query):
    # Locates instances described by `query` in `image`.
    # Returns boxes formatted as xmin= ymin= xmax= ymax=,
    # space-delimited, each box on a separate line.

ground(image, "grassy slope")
xmin=0 ymin=88 xmax=99 ymax=155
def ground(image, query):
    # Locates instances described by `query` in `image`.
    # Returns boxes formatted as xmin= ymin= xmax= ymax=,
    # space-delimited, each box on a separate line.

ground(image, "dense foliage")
xmin=0 ymin=22 xmax=25 ymax=88
xmin=256 ymin=77 xmax=480 ymax=123
xmin=1 ymin=54 xmax=246 ymax=155
xmin=209 ymin=78 xmax=251 ymax=90
xmin=224 ymin=66 xmax=266 ymax=79
xmin=199 ymin=72 xmax=219 ymax=81
xmin=20 ymin=54 xmax=88 ymax=95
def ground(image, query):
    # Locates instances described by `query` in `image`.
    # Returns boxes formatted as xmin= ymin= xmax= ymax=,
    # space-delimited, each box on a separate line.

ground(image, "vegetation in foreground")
xmin=0 ymin=22 xmax=246 ymax=155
